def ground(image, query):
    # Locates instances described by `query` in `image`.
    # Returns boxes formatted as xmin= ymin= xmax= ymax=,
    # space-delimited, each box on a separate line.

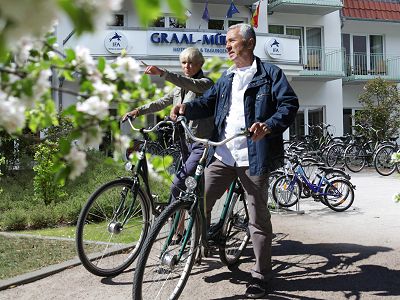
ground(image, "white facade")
xmin=55 ymin=0 xmax=400 ymax=138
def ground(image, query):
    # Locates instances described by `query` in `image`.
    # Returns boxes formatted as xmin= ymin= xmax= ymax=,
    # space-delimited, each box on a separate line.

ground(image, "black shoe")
xmin=245 ymin=279 xmax=266 ymax=299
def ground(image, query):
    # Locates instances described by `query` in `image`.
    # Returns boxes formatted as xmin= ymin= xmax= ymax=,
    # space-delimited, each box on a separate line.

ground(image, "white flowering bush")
xmin=0 ymin=0 xmax=186 ymax=183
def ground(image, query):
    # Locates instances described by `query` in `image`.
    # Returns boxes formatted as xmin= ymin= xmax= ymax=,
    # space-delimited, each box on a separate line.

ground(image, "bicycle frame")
xmin=286 ymin=159 xmax=343 ymax=198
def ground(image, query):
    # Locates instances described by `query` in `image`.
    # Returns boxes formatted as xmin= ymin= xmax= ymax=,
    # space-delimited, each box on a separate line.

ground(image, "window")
xmin=269 ymin=25 xmax=322 ymax=67
xmin=169 ymin=17 xmax=186 ymax=28
xmin=343 ymin=108 xmax=352 ymax=135
xmin=268 ymin=25 xmax=284 ymax=34
xmin=341 ymin=33 xmax=385 ymax=75
xmin=208 ymin=18 xmax=247 ymax=30
xmin=290 ymin=109 xmax=305 ymax=138
xmin=149 ymin=16 xmax=186 ymax=28
xmin=208 ymin=19 xmax=224 ymax=30
xmin=107 ymin=14 xmax=125 ymax=26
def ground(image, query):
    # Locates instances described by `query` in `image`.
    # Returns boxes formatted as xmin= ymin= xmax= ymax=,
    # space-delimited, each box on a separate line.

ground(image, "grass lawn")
xmin=0 ymin=235 xmax=78 ymax=280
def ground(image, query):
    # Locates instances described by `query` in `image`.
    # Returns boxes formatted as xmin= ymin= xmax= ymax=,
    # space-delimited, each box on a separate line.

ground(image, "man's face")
xmin=225 ymin=27 xmax=253 ymax=64
xmin=180 ymin=59 xmax=202 ymax=77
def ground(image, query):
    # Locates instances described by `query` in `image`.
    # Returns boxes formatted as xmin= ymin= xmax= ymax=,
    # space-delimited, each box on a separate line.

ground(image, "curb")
xmin=0 ymin=257 xmax=82 ymax=291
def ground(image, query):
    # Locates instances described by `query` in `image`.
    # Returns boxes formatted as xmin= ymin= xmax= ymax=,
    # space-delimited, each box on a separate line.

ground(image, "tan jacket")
xmin=137 ymin=69 xmax=214 ymax=139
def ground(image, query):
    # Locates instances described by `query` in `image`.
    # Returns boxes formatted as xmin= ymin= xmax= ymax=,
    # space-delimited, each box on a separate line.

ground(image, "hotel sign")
xmin=148 ymin=31 xmax=227 ymax=56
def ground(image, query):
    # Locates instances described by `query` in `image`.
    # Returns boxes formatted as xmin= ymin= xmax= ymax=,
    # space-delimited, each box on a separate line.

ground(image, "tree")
xmin=0 ymin=0 xmax=186 ymax=183
xmin=355 ymin=78 xmax=400 ymax=140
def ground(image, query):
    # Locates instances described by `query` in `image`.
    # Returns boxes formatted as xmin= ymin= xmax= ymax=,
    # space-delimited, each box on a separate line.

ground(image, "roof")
xmin=343 ymin=0 xmax=400 ymax=21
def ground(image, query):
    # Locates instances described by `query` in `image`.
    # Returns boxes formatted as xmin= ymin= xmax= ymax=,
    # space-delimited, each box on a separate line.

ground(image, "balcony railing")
xmin=344 ymin=53 xmax=400 ymax=82
xmin=268 ymin=0 xmax=343 ymax=15
xmin=299 ymin=47 xmax=345 ymax=78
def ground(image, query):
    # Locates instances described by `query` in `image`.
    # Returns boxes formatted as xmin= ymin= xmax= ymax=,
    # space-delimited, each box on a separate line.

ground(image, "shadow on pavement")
xmin=206 ymin=233 xmax=399 ymax=300
xmin=99 ymin=232 xmax=399 ymax=299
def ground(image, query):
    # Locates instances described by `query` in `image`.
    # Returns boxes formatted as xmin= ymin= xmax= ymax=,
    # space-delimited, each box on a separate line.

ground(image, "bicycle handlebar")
xmin=126 ymin=115 xmax=174 ymax=134
xmin=177 ymin=116 xmax=250 ymax=147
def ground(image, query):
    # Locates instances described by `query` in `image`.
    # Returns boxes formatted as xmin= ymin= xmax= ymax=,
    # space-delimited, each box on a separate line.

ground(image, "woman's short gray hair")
xmin=179 ymin=47 xmax=205 ymax=65
xmin=228 ymin=23 xmax=256 ymax=48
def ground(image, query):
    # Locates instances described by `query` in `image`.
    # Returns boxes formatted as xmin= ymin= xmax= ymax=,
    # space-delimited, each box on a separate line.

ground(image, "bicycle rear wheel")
xmin=272 ymin=175 xmax=302 ymax=208
xmin=133 ymin=200 xmax=199 ymax=300
xmin=76 ymin=178 xmax=150 ymax=277
xmin=374 ymin=145 xmax=397 ymax=176
xmin=323 ymin=178 xmax=354 ymax=212
xmin=345 ymin=144 xmax=366 ymax=172
xmin=219 ymin=190 xmax=250 ymax=266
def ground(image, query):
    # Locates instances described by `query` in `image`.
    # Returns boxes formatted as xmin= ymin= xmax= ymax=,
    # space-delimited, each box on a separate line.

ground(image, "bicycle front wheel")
xmin=133 ymin=200 xmax=200 ymax=300
xmin=219 ymin=191 xmax=250 ymax=266
xmin=374 ymin=145 xmax=397 ymax=176
xmin=76 ymin=178 xmax=150 ymax=277
xmin=323 ymin=178 xmax=354 ymax=212
xmin=325 ymin=143 xmax=345 ymax=167
xmin=272 ymin=175 xmax=302 ymax=208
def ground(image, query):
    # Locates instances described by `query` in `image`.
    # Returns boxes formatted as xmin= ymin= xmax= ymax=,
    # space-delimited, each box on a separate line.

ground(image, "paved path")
xmin=1 ymin=170 xmax=400 ymax=299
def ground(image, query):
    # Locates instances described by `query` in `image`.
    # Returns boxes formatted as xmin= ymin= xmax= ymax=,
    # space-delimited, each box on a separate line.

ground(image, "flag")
xmin=202 ymin=2 xmax=210 ymax=22
xmin=226 ymin=1 xmax=240 ymax=18
xmin=251 ymin=1 xmax=260 ymax=28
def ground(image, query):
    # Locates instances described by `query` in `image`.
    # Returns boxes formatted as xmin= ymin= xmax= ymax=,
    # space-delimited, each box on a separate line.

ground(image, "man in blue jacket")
xmin=171 ymin=23 xmax=299 ymax=298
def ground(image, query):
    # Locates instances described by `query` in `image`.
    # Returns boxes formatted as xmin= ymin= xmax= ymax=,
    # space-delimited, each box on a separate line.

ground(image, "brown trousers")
xmin=205 ymin=158 xmax=272 ymax=282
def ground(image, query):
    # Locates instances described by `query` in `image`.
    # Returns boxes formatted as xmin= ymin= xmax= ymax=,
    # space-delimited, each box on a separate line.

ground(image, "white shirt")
xmin=215 ymin=60 xmax=257 ymax=166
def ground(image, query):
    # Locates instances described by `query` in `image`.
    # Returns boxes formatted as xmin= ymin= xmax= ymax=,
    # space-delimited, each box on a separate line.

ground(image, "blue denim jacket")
xmin=184 ymin=56 xmax=299 ymax=175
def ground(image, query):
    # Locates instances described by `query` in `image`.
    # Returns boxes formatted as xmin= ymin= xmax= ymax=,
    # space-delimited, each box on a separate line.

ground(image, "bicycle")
xmin=132 ymin=117 xmax=251 ymax=300
xmin=75 ymin=117 xmax=181 ymax=277
xmin=272 ymin=153 xmax=355 ymax=212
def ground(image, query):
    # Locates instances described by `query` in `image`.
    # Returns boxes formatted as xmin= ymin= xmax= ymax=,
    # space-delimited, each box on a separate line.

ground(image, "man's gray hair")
xmin=179 ymin=47 xmax=205 ymax=65
xmin=228 ymin=23 xmax=256 ymax=48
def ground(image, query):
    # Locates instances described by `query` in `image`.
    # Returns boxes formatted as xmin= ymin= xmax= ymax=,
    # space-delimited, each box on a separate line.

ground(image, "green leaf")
xmin=97 ymin=57 xmax=106 ymax=73
xmin=134 ymin=0 xmax=161 ymax=26
xmin=57 ymin=0 xmax=94 ymax=34
xmin=59 ymin=139 xmax=71 ymax=155
xmin=64 ymin=48 xmax=76 ymax=62
xmin=54 ymin=165 xmax=68 ymax=186
xmin=167 ymin=0 xmax=187 ymax=19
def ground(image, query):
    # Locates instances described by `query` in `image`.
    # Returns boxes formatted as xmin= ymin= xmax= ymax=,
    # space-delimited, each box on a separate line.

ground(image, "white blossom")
xmin=121 ymin=91 xmax=132 ymax=101
xmin=33 ymin=69 xmax=52 ymax=98
xmin=14 ymin=37 xmax=34 ymax=65
xmin=113 ymin=133 xmax=131 ymax=161
xmin=0 ymin=0 xmax=58 ymax=49
xmin=78 ymin=125 xmax=103 ymax=148
xmin=163 ymin=85 xmax=173 ymax=94
xmin=73 ymin=46 xmax=95 ymax=72
xmin=65 ymin=146 xmax=88 ymax=180
xmin=0 ymin=93 xmax=26 ymax=134
xmin=76 ymin=96 xmax=109 ymax=119
xmin=391 ymin=152 xmax=400 ymax=163
xmin=92 ymin=80 xmax=116 ymax=102
xmin=104 ymin=64 xmax=117 ymax=80
xmin=114 ymin=57 xmax=141 ymax=83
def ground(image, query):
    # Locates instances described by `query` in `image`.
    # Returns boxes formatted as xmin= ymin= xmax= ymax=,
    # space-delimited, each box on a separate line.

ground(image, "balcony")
xmin=298 ymin=47 xmax=345 ymax=80
xmin=343 ymin=53 xmax=400 ymax=83
xmin=268 ymin=0 xmax=343 ymax=15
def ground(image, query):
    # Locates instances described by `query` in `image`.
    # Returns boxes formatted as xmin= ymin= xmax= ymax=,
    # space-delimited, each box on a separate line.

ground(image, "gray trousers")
xmin=205 ymin=158 xmax=272 ymax=282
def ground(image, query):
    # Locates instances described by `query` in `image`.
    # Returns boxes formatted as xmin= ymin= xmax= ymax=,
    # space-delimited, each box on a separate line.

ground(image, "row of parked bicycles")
xmin=284 ymin=123 xmax=400 ymax=176
xmin=74 ymin=118 xmax=358 ymax=299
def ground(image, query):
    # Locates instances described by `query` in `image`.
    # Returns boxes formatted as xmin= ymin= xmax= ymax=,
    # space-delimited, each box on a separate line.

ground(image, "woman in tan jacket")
xmin=124 ymin=47 xmax=214 ymax=208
